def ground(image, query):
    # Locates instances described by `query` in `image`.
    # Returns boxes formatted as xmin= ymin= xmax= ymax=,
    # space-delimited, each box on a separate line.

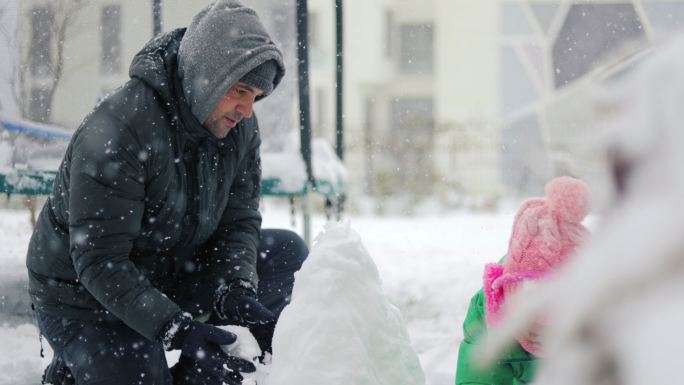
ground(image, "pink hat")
xmin=483 ymin=177 xmax=591 ymax=353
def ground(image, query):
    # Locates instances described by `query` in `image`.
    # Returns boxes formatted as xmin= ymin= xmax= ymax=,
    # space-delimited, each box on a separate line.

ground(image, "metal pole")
xmin=296 ymin=0 xmax=313 ymax=244
xmin=335 ymin=0 xmax=344 ymax=161
xmin=335 ymin=0 xmax=345 ymax=218
xmin=152 ymin=0 xmax=162 ymax=36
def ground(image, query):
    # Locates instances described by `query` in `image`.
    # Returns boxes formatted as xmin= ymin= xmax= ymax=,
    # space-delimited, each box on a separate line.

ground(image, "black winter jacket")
xmin=26 ymin=29 xmax=263 ymax=341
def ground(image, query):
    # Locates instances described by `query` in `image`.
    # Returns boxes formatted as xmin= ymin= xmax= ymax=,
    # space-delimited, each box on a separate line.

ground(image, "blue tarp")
xmin=0 ymin=112 xmax=72 ymax=141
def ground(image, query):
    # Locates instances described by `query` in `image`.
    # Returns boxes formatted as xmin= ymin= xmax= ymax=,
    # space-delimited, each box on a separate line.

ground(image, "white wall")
xmin=433 ymin=0 xmax=501 ymax=203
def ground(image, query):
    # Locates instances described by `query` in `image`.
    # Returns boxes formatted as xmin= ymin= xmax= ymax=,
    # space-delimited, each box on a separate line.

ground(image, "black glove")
xmin=170 ymin=355 xmax=245 ymax=385
xmin=215 ymin=280 xmax=275 ymax=326
xmin=164 ymin=314 xmax=256 ymax=384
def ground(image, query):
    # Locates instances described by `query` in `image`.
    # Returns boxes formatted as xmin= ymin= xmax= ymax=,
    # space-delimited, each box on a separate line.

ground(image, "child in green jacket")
xmin=455 ymin=176 xmax=591 ymax=385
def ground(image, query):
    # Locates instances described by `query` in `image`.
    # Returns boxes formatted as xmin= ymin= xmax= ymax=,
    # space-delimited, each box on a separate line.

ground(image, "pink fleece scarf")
xmin=483 ymin=263 xmax=549 ymax=356
xmin=483 ymin=263 xmax=547 ymax=325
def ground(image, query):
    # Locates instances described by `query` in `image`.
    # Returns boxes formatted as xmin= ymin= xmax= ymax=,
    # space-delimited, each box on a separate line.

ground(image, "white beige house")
xmin=12 ymin=0 xmax=684 ymax=209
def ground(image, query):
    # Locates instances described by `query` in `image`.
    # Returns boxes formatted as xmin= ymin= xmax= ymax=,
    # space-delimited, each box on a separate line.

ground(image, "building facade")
xmin=12 ymin=0 xmax=684 ymax=209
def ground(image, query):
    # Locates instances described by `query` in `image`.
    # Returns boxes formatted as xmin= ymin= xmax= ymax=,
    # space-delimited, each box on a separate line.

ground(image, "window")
xmin=500 ymin=45 xmax=540 ymax=116
xmin=552 ymin=3 xmax=645 ymax=88
xmin=501 ymin=115 xmax=549 ymax=195
xmin=389 ymin=97 xmax=435 ymax=195
xmin=101 ymin=5 xmax=122 ymax=75
xmin=398 ymin=24 xmax=433 ymax=74
xmin=30 ymin=6 xmax=53 ymax=77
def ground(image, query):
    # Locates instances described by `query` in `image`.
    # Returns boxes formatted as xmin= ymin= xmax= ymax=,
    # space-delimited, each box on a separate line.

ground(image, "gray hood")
xmin=178 ymin=0 xmax=285 ymax=124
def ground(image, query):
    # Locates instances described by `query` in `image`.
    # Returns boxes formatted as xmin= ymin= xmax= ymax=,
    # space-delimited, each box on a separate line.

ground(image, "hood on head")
xmin=129 ymin=28 xmax=222 ymax=141
xmin=178 ymin=0 xmax=286 ymax=124
xmin=129 ymin=28 xmax=186 ymax=102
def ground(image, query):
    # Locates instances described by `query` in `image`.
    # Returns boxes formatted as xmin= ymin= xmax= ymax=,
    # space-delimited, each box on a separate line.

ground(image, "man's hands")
xmin=215 ymin=280 xmax=275 ymax=326
xmin=165 ymin=315 xmax=255 ymax=384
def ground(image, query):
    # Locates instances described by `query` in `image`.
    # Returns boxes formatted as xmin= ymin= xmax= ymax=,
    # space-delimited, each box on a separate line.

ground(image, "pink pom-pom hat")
xmin=483 ymin=176 xmax=591 ymax=354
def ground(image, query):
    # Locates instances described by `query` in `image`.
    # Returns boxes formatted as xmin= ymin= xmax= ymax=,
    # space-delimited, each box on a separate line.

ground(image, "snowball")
xmin=219 ymin=325 xmax=268 ymax=385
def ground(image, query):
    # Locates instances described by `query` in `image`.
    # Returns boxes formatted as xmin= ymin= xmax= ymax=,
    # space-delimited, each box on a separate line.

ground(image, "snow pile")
xmin=0 ymin=203 xmax=515 ymax=385
xmin=3 ymin=171 xmax=45 ymax=191
xmin=481 ymin=32 xmax=684 ymax=385
xmin=261 ymin=131 xmax=347 ymax=194
xmin=311 ymin=138 xmax=347 ymax=189
xmin=266 ymin=221 xmax=425 ymax=385
xmin=260 ymin=151 xmax=306 ymax=192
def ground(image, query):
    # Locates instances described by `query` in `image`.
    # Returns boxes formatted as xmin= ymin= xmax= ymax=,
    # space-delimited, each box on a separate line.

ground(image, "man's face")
xmin=203 ymin=82 xmax=263 ymax=138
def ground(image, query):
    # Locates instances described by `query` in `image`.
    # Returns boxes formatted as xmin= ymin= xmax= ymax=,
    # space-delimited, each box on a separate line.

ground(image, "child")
xmin=455 ymin=176 xmax=591 ymax=385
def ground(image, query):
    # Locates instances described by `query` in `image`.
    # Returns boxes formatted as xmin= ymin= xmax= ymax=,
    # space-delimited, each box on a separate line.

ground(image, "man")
xmin=26 ymin=1 xmax=308 ymax=384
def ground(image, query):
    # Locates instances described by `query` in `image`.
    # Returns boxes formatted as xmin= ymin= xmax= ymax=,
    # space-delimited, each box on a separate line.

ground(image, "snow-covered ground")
xmin=0 ymin=200 xmax=519 ymax=385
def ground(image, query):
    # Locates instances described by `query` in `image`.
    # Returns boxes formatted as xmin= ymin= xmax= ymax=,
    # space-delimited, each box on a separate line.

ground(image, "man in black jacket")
xmin=26 ymin=1 xmax=308 ymax=384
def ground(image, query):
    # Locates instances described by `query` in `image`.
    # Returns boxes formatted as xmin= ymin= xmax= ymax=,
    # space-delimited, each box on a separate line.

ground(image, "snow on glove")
xmin=162 ymin=313 xmax=256 ymax=384
xmin=215 ymin=280 xmax=275 ymax=326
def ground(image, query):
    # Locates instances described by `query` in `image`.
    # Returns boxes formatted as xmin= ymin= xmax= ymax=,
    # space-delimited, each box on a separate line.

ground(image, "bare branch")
xmin=19 ymin=0 xmax=91 ymax=122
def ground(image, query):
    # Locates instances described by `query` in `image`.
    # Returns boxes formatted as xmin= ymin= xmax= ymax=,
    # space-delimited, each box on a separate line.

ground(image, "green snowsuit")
xmin=455 ymin=289 xmax=537 ymax=385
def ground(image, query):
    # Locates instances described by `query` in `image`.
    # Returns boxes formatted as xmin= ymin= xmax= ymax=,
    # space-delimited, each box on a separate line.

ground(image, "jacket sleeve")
xmin=456 ymin=289 xmax=516 ymax=385
xmin=202 ymin=121 xmax=262 ymax=290
xmin=68 ymin=108 xmax=181 ymax=341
